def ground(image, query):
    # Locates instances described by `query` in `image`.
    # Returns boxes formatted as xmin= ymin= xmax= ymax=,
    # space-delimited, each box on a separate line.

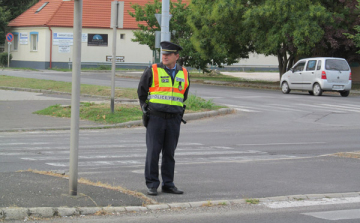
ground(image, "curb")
xmin=0 ymin=86 xmax=138 ymax=103
xmin=1 ymin=192 xmax=359 ymax=220
xmin=0 ymin=108 xmax=235 ymax=132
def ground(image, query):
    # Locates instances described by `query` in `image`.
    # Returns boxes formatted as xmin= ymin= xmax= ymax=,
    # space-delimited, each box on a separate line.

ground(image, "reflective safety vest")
xmin=148 ymin=64 xmax=189 ymax=107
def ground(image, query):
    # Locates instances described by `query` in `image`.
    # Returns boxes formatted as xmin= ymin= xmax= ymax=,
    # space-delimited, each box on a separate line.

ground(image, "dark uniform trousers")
xmin=145 ymin=113 xmax=182 ymax=189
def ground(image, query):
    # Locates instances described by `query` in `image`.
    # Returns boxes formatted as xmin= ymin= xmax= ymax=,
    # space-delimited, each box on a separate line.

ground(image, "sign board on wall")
xmin=59 ymin=45 xmax=70 ymax=53
xmin=88 ymin=34 xmax=108 ymax=46
xmin=20 ymin=33 xmax=28 ymax=44
xmin=53 ymin=33 xmax=73 ymax=46
xmin=106 ymin=55 xmax=125 ymax=62
xmin=53 ymin=33 xmax=88 ymax=45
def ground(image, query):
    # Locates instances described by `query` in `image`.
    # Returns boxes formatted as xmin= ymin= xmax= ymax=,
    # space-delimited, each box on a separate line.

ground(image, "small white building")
xmin=7 ymin=0 xmax=155 ymax=69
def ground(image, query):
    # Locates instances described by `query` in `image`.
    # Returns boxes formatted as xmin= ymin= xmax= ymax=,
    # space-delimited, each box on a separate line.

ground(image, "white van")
xmin=280 ymin=57 xmax=352 ymax=97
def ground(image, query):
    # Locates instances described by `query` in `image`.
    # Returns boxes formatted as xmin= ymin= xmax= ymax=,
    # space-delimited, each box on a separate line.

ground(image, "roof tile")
xmin=8 ymin=0 xmax=188 ymax=29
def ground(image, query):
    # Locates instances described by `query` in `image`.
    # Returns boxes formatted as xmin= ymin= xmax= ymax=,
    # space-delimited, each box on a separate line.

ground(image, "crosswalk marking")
xmin=303 ymin=209 xmax=360 ymax=220
xmin=265 ymin=197 xmax=360 ymax=209
xmin=224 ymin=103 xmax=360 ymax=114
xmin=0 ymin=138 xmax=301 ymax=168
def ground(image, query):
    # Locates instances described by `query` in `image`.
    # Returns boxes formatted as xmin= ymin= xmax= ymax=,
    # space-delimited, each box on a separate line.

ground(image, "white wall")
xmin=235 ymin=53 xmax=278 ymax=66
xmin=9 ymin=26 xmax=154 ymax=64
xmin=9 ymin=27 xmax=49 ymax=62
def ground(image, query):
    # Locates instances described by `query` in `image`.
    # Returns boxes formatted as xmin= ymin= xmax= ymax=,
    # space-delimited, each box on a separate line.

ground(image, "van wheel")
xmin=340 ymin=91 xmax=350 ymax=97
xmin=308 ymin=91 xmax=314 ymax=95
xmin=313 ymin=83 xmax=322 ymax=96
xmin=281 ymin=81 xmax=291 ymax=94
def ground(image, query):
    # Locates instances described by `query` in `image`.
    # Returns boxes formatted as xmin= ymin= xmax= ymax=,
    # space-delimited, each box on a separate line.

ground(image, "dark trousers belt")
xmin=149 ymin=110 xmax=179 ymax=119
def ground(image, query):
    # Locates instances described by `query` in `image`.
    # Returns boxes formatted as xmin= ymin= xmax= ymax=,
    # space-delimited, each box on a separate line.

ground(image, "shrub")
xmin=0 ymin=52 xmax=12 ymax=67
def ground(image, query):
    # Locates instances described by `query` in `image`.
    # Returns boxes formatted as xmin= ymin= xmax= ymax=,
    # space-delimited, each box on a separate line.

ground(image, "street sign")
xmin=111 ymin=1 xmax=124 ymax=28
xmin=6 ymin=33 xmax=14 ymax=42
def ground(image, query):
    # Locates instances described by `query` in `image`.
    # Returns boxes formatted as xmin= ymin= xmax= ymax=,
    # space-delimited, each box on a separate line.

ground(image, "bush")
xmin=0 ymin=52 xmax=12 ymax=67
xmin=185 ymin=94 xmax=216 ymax=111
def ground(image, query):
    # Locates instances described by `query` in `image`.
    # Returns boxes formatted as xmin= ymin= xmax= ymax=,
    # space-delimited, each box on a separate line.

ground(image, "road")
xmin=1 ymin=70 xmax=360 ymax=222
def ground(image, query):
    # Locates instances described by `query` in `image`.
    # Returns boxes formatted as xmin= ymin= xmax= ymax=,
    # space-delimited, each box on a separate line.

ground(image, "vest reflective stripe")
xmin=152 ymin=64 xmax=160 ymax=88
xmin=148 ymin=64 xmax=188 ymax=107
xmin=147 ymin=94 xmax=184 ymax=103
xmin=149 ymin=87 xmax=185 ymax=94
xmin=182 ymin=68 xmax=189 ymax=94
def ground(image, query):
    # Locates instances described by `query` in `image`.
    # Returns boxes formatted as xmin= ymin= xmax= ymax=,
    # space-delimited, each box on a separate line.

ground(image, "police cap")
xmin=160 ymin=41 xmax=183 ymax=54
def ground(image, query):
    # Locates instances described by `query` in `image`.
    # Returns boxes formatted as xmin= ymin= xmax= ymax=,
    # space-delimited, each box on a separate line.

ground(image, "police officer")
xmin=137 ymin=41 xmax=190 ymax=196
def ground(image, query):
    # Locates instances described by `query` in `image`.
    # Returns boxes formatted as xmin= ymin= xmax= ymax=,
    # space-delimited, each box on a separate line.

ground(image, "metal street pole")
xmin=160 ymin=0 xmax=170 ymax=62
xmin=69 ymin=0 xmax=82 ymax=196
xmin=111 ymin=1 xmax=118 ymax=114
xmin=7 ymin=42 xmax=11 ymax=67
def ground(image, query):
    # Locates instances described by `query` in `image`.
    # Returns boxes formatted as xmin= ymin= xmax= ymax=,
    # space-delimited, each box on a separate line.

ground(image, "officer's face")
xmin=162 ymin=53 xmax=179 ymax=69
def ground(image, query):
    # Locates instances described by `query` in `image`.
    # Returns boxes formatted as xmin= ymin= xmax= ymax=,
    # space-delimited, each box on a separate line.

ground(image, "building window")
xmin=35 ymin=2 xmax=49 ymax=13
xmin=120 ymin=34 xmax=125 ymax=39
xmin=13 ymin=33 xmax=19 ymax=51
xmin=30 ymin=32 xmax=38 ymax=51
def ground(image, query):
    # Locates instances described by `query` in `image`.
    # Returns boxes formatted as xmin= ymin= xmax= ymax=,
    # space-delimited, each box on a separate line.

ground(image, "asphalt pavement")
xmin=0 ymin=84 xmax=233 ymax=221
xmin=1 ymin=71 xmax=359 ymax=221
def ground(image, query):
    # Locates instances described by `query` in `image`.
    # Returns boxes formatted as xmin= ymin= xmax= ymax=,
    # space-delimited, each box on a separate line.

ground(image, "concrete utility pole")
xmin=160 ymin=0 xmax=170 ymax=62
xmin=110 ymin=1 xmax=124 ymax=113
xmin=69 ymin=0 xmax=82 ymax=196
xmin=111 ymin=1 xmax=118 ymax=113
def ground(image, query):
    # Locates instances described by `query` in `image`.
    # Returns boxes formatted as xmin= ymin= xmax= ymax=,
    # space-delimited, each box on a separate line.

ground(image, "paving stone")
xmin=230 ymin=199 xmax=247 ymax=204
xmin=103 ymin=207 xmax=116 ymax=213
xmin=340 ymin=192 xmax=360 ymax=198
xmin=306 ymin=194 xmax=327 ymax=200
xmin=4 ymin=208 xmax=28 ymax=220
xmin=210 ymin=200 xmax=231 ymax=206
xmin=57 ymin=207 xmax=78 ymax=217
xmin=113 ymin=207 xmax=126 ymax=212
xmin=147 ymin=204 xmax=170 ymax=210
xmin=168 ymin=203 xmax=191 ymax=208
xmin=29 ymin=208 xmax=54 ymax=218
xmin=189 ymin=201 xmax=207 ymax=208
xmin=124 ymin=206 xmax=148 ymax=212
xmin=79 ymin=207 xmax=102 ymax=215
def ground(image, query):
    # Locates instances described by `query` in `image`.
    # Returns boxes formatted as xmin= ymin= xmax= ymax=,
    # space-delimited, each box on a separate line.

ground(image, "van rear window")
xmin=325 ymin=59 xmax=350 ymax=71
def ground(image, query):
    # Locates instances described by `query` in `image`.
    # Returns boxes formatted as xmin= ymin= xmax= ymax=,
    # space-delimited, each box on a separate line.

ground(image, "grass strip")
xmin=0 ymin=75 xmax=138 ymax=99
xmin=33 ymin=95 xmax=224 ymax=124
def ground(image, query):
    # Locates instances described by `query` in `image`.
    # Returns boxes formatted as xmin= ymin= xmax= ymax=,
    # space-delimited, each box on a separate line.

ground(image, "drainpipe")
xmin=48 ymin=26 xmax=53 ymax=69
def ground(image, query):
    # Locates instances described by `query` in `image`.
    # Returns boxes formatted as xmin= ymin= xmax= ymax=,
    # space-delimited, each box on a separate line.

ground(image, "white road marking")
xmin=261 ymin=104 xmax=306 ymax=112
xmin=297 ymin=103 xmax=360 ymax=113
xmin=264 ymin=197 xmax=360 ymax=209
xmin=236 ymin=142 xmax=326 ymax=146
xmin=20 ymin=150 xmax=267 ymax=161
xmin=303 ymin=209 xmax=360 ymax=220
xmin=235 ymin=108 xmax=259 ymax=112
xmin=223 ymin=104 xmax=259 ymax=112
xmin=319 ymin=104 xmax=360 ymax=112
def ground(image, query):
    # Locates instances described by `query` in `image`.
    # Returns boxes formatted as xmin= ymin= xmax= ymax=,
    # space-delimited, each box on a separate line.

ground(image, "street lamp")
xmin=66 ymin=0 xmax=82 ymax=196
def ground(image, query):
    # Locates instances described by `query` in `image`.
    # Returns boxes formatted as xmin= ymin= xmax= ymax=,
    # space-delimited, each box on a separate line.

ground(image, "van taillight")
xmin=350 ymin=72 xmax=352 ymax=80
xmin=321 ymin=71 xmax=327 ymax=79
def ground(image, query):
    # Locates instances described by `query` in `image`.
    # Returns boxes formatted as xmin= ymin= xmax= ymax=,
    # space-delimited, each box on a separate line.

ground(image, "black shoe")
xmin=147 ymin=188 xmax=158 ymax=196
xmin=162 ymin=186 xmax=184 ymax=194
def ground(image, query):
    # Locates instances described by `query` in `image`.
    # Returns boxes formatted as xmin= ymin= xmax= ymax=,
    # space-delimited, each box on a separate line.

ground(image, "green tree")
xmin=0 ymin=0 xmax=39 ymax=44
xmin=129 ymin=0 xmax=217 ymax=71
xmin=243 ymin=0 xmax=332 ymax=76
xmin=188 ymin=0 xmax=258 ymax=69
xmin=322 ymin=0 xmax=360 ymax=61
xmin=0 ymin=1 xmax=11 ymax=44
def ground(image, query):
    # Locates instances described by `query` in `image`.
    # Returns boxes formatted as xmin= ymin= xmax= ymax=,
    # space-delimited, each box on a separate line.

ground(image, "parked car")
xmin=280 ymin=57 xmax=352 ymax=97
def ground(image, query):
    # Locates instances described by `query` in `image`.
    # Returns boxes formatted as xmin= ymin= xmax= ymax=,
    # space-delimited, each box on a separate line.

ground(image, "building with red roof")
xmin=6 ymin=0 xmax=169 ymax=69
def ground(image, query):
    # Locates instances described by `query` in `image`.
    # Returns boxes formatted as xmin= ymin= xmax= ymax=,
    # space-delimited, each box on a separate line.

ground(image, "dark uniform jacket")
xmin=137 ymin=63 xmax=190 ymax=114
